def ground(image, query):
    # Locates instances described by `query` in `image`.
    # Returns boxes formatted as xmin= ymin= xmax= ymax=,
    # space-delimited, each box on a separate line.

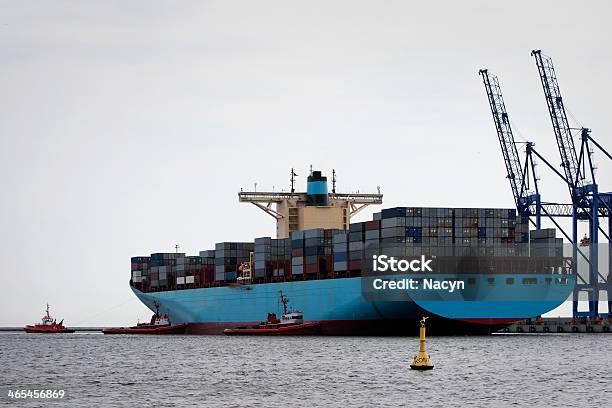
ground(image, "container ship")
xmin=130 ymin=169 xmax=574 ymax=335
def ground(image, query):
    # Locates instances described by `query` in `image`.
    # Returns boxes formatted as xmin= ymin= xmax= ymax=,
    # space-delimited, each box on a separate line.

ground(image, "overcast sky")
xmin=1 ymin=1 xmax=611 ymax=326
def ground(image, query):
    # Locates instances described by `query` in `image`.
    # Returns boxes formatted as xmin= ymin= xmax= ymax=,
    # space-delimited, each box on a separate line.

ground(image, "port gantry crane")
xmin=480 ymin=65 xmax=612 ymax=317
xmin=478 ymin=70 xmax=582 ymax=229
xmin=531 ymin=50 xmax=612 ymax=317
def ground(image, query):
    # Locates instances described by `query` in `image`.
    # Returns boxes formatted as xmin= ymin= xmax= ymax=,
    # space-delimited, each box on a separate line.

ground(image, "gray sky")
xmin=1 ymin=1 xmax=611 ymax=326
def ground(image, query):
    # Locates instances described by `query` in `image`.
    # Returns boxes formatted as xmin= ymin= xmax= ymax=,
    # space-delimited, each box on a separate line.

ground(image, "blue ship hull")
xmin=132 ymin=273 xmax=575 ymax=335
xmin=363 ymin=273 xmax=575 ymax=324
xmin=134 ymin=277 xmax=422 ymax=335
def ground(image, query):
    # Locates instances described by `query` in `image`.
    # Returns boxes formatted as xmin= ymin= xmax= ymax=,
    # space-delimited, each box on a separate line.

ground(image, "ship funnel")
xmin=306 ymin=170 xmax=328 ymax=206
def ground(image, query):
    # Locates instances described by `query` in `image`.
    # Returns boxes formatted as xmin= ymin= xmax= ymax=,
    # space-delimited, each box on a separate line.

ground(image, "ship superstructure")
xmin=238 ymin=169 xmax=382 ymax=238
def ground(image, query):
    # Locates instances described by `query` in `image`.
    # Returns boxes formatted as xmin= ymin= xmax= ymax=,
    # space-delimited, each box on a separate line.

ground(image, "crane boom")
xmin=531 ymin=50 xmax=585 ymax=192
xmin=479 ymin=69 xmax=529 ymax=211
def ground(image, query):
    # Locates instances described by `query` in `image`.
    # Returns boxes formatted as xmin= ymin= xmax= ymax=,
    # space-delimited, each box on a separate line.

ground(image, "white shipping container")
xmin=176 ymin=277 xmax=185 ymax=285
xmin=185 ymin=276 xmax=195 ymax=284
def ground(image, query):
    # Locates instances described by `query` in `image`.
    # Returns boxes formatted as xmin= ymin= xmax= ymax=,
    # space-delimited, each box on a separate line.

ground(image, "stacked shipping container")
xmin=370 ymin=207 xmax=529 ymax=257
xmin=214 ymin=242 xmax=254 ymax=282
xmin=454 ymin=207 xmax=529 ymax=256
xmin=332 ymin=231 xmax=348 ymax=273
xmin=530 ymin=228 xmax=563 ymax=257
xmin=176 ymin=256 xmax=203 ymax=286
xmin=348 ymin=222 xmax=365 ymax=271
xmin=133 ymin=207 xmax=544 ymax=293
xmin=130 ymin=256 xmax=149 ymax=285
xmin=254 ymin=237 xmax=292 ymax=280
xmin=199 ymin=250 xmax=216 ymax=285
xmin=291 ymin=229 xmax=336 ymax=277
xmin=149 ymin=253 xmax=184 ymax=288
xmin=291 ymin=231 xmax=305 ymax=276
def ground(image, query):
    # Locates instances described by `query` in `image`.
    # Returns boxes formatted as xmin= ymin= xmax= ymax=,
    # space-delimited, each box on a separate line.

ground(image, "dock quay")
xmin=499 ymin=317 xmax=611 ymax=333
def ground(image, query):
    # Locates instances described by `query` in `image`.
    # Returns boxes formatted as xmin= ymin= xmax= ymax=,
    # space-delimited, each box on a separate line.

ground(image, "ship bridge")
xmin=239 ymin=169 xmax=383 ymax=238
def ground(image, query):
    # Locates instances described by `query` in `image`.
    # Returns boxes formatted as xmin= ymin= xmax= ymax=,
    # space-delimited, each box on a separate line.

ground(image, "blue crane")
xmin=478 ymin=69 xmax=582 ymax=230
xmin=480 ymin=65 xmax=611 ymax=318
xmin=531 ymin=50 xmax=612 ymax=317
xmin=479 ymin=69 xmax=542 ymax=228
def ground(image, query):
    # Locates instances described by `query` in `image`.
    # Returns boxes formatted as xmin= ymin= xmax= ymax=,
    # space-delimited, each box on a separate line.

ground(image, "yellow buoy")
xmin=410 ymin=316 xmax=434 ymax=370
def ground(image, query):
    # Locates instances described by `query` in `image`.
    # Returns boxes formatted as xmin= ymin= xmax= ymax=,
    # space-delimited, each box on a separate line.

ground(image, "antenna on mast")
xmin=290 ymin=168 xmax=298 ymax=193
xmin=175 ymin=244 xmax=180 ymax=253
xmin=332 ymin=169 xmax=336 ymax=193
xmin=153 ymin=300 xmax=161 ymax=317
xmin=279 ymin=290 xmax=289 ymax=315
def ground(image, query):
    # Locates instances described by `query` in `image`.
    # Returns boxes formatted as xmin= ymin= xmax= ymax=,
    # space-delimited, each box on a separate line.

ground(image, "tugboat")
xmin=223 ymin=291 xmax=321 ymax=335
xmin=102 ymin=301 xmax=188 ymax=335
xmin=24 ymin=304 xmax=75 ymax=333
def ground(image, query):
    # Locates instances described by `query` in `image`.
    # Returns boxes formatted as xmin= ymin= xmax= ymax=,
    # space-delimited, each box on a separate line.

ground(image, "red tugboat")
xmin=24 ymin=304 xmax=75 ymax=333
xmin=102 ymin=301 xmax=188 ymax=335
xmin=223 ymin=291 xmax=321 ymax=336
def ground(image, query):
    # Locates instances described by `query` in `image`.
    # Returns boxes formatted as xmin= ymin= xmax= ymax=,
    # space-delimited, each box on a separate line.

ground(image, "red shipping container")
xmin=365 ymin=220 xmax=380 ymax=231
xmin=201 ymin=266 xmax=215 ymax=283
xmin=304 ymin=264 xmax=319 ymax=274
xmin=284 ymin=261 xmax=292 ymax=277
xmin=348 ymin=260 xmax=362 ymax=271
xmin=292 ymin=248 xmax=304 ymax=257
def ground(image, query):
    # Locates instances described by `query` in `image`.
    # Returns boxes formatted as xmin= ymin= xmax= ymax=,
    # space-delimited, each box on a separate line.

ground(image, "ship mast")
xmin=153 ymin=300 xmax=161 ymax=317
xmin=290 ymin=168 xmax=297 ymax=193
xmin=332 ymin=169 xmax=336 ymax=194
xmin=279 ymin=291 xmax=289 ymax=315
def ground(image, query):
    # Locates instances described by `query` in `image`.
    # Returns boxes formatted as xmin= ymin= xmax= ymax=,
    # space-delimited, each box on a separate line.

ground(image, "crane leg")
xmin=572 ymin=209 xmax=579 ymax=317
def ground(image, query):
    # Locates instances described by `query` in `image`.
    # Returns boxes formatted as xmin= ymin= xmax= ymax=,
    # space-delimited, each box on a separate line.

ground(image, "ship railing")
xmin=328 ymin=193 xmax=383 ymax=203
xmin=238 ymin=192 xmax=305 ymax=202
xmin=238 ymin=191 xmax=383 ymax=203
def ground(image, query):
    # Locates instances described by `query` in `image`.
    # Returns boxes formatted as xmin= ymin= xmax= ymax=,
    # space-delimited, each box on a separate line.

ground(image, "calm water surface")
xmin=1 ymin=332 xmax=610 ymax=407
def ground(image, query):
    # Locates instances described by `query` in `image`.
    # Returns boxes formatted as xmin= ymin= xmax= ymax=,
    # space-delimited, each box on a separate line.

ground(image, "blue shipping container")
xmin=334 ymin=252 xmax=347 ymax=262
xmin=381 ymin=207 xmax=407 ymax=219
